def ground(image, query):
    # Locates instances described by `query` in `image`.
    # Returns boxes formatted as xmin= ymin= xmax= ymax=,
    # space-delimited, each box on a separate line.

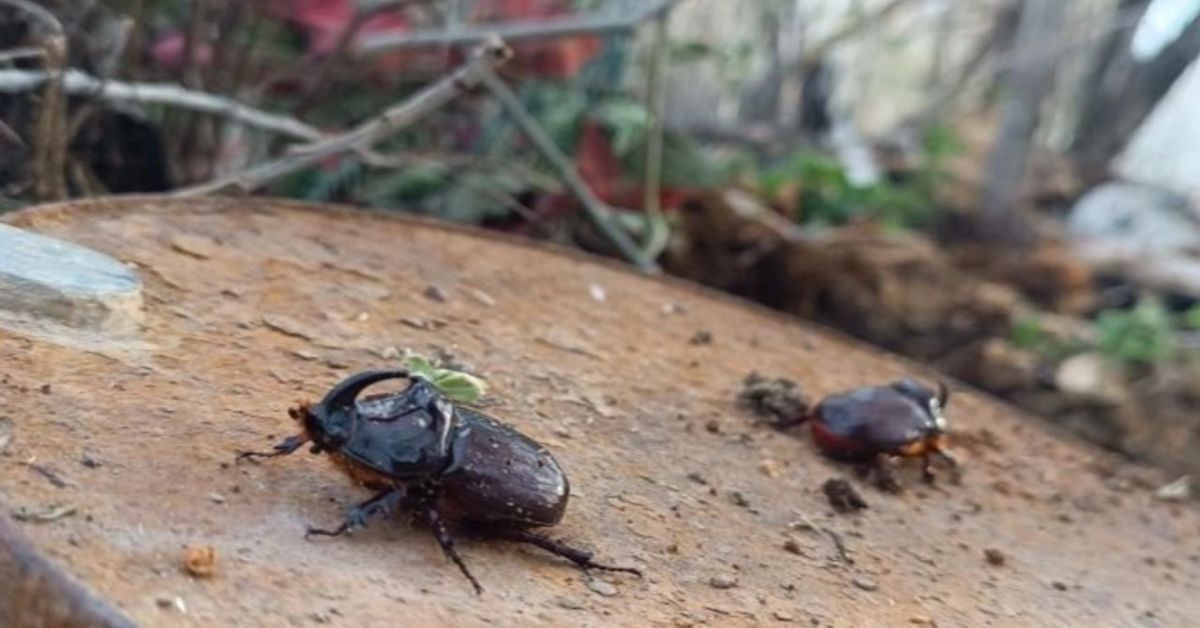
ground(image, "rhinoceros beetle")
xmin=237 ymin=370 xmax=640 ymax=593
xmin=779 ymin=378 xmax=959 ymax=488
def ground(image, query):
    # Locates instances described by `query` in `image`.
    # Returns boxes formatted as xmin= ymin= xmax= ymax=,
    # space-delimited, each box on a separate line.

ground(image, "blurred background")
xmin=2 ymin=0 xmax=1199 ymax=478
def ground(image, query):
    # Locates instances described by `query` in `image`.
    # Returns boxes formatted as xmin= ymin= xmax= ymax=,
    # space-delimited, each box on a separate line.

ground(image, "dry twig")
xmin=174 ymin=37 xmax=512 ymax=196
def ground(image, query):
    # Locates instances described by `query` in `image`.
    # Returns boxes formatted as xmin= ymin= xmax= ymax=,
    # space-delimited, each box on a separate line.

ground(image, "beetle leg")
xmin=305 ymin=488 xmax=406 ymax=538
xmin=424 ymin=506 xmax=483 ymax=595
xmin=479 ymin=527 xmax=643 ymax=578
xmin=236 ymin=434 xmax=308 ymax=463
xmin=863 ymin=454 xmax=902 ymax=493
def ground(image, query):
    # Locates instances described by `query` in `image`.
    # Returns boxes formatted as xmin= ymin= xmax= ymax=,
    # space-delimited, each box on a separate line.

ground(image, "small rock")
xmin=309 ymin=611 xmax=331 ymax=624
xmin=1154 ymin=476 xmax=1190 ymax=502
xmin=556 ymin=595 xmax=587 ymax=610
xmin=759 ymin=459 xmax=784 ymax=478
xmin=423 ymin=285 xmax=447 ymax=302
xmin=376 ymin=346 xmax=401 ymax=360
xmin=589 ymin=283 xmax=607 ymax=302
xmin=737 ymin=372 xmax=809 ymax=424
xmin=587 ymin=578 xmax=618 ymax=597
xmin=852 ymin=577 xmax=878 ymax=592
xmin=80 ymin=454 xmax=99 ymax=468
xmin=39 ymin=384 xmax=51 ymax=394
xmin=686 ymin=472 xmax=708 ymax=485
xmin=773 ymin=610 xmax=795 ymax=622
xmin=704 ymin=420 xmax=721 ymax=434
xmin=207 ymin=492 xmax=226 ymax=504
xmin=782 ymin=538 xmax=803 ymax=555
xmin=183 ymin=546 xmax=217 ymax=578
xmin=983 ymin=548 xmax=1006 ymax=566
xmin=709 ymin=575 xmax=738 ymax=589
xmin=1051 ymin=581 xmax=1068 ymax=591
xmin=729 ymin=491 xmax=751 ymax=508
xmin=661 ymin=302 xmax=685 ymax=315
xmin=689 ymin=330 xmax=713 ymax=345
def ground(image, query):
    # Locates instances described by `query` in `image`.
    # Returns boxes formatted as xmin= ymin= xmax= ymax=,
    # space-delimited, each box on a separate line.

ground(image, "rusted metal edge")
xmin=0 ymin=513 xmax=135 ymax=627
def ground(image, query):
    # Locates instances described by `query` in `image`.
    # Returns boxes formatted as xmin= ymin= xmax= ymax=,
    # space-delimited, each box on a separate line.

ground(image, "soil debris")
xmin=984 ymin=548 xmax=1006 ymax=566
xmin=822 ymin=478 xmax=868 ymax=513
xmin=183 ymin=546 xmax=218 ymax=578
xmin=737 ymin=372 xmax=809 ymax=425
xmin=0 ymin=418 xmax=11 ymax=454
xmin=13 ymin=503 xmax=77 ymax=522
xmin=690 ymin=330 xmax=713 ymax=345
xmin=26 ymin=462 xmax=68 ymax=488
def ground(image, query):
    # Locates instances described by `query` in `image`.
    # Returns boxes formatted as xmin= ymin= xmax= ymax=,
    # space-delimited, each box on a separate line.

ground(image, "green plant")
xmin=1009 ymin=314 xmax=1086 ymax=362
xmin=1095 ymin=300 xmax=1176 ymax=368
xmin=403 ymin=353 xmax=488 ymax=403
xmin=758 ymin=126 xmax=960 ymax=230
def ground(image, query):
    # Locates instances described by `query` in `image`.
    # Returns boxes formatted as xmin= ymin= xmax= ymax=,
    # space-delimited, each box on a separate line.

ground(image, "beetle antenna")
xmin=317 ymin=370 xmax=410 ymax=416
xmin=936 ymin=380 xmax=950 ymax=408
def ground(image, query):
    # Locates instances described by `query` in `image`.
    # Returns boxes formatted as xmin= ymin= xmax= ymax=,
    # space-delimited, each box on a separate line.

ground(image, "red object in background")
xmin=522 ymin=120 xmax=691 ymax=233
xmin=150 ymin=32 xmax=214 ymax=71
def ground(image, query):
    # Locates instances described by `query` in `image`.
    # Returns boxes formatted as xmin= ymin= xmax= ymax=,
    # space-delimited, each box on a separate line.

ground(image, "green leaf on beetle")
xmin=402 ymin=353 xmax=488 ymax=403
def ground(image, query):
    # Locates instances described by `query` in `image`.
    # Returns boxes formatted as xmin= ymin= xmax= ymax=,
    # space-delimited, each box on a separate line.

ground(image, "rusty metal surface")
xmin=0 ymin=196 xmax=1196 ymax=627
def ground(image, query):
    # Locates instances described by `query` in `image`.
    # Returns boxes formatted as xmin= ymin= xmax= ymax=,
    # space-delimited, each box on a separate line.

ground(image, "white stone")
xmin=0 ymin=223 xmax=142 ymax=333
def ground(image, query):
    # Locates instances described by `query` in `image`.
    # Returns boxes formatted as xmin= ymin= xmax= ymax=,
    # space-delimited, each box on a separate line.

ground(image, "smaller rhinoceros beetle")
xmin=779 ymin=378 xmax=958 ymax=488
xmin=237 ymin=370 xmax=640 ymax=593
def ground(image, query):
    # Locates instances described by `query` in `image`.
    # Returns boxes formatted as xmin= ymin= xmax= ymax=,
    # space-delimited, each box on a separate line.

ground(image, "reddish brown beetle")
xmin=780 ymin=378 xmax=959 ymax=487
xmin=237 ymin=370 xmax=640 ymax=593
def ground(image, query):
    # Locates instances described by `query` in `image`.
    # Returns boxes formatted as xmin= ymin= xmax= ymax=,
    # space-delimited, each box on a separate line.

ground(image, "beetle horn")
xmin=936 ymin=379 xmax=950 ymax=408
xmin=317 ymin=370 xmax=410 ymax=415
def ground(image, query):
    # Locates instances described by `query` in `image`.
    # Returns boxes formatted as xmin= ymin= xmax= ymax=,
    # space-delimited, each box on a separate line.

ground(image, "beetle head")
xmin=294 ymin=370 xmax=411 ymax=451
xmin=890 ymin=378 xmax=949 ymax=433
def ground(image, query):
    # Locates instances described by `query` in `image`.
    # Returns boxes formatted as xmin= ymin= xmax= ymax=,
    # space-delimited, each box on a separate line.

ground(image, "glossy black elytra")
xmin=779 ymin=378 xmax=959 ymax=487
xmin=237 ymin=370 xmax=640 ymax=594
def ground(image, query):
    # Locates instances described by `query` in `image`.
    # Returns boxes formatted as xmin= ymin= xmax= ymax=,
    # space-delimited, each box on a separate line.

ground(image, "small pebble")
xmin=587 ymin=579 xmax=618 ymax=597
xmin=729 ymin=491 xmax=751 ymax=508
xmin=686 ymin=472 xmax=708 ymax=485
xmin=40 ymin=384 xmax=51 ymax=394
xmin=852 ymin=577 xmax=879 ymax=592
xmin=709 ymin=575 xmax=738 ymax=589
xmin=782 ymin=538 xmax=803 ymax=555
xmin=80 ymin=454 xmax=99 ymax=469
xmin=309 ymin=611 xmax=331 ymax=624
xmin=556 ymin=595 xmax=587 ymax=610
xmin=207 ymin=492 xmax=226 ymax=504
xmin=1051 ymin=581 xmax=1068 ymax=591
xmin=983 ymin=548 xmax=1006 ymax=566
xmin=423 ymin=285 xmax=447 ymax=302
xmin=704 ymin=420 xmax=720 ymax=434
xmin=773 ymin=610 xmax=795 ymax=622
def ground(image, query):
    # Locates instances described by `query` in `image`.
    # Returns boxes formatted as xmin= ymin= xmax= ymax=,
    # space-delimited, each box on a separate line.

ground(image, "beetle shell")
xmin=437 ymin=408 xmax=569 ymax=527
xmin=811 ymin=386 xmax=940 ymax=461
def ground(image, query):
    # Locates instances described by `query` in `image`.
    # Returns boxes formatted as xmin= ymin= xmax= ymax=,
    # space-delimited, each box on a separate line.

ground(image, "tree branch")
xmin=474 ymin=64 xmax=659 ymax=273
xmin=0 ymin=69 xmax=326 ymax=142
xmin=356 ymin=0 xmax=683 ymax=54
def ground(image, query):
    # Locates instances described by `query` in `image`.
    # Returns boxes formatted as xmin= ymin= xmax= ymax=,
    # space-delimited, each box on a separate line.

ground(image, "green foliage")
xmin=1095 ymin=300 xmax=1177 ymax=368
xmin=759 ymin=126 xmax=961 ymax=230
xmin=402 ymin=353 xmax=488 ymax=404
xmin=1182 ymin=305 xmax=1200 ymax=331
xmin=1009 ymin=315 xmax=1086 ymax=362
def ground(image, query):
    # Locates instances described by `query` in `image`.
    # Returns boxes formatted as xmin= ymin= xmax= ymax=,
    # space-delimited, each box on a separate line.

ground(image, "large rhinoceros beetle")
xmin=779 ymin=378 xmax=959 ymax=488
xmin=238 ymin=370 xmax=640 ymax=593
